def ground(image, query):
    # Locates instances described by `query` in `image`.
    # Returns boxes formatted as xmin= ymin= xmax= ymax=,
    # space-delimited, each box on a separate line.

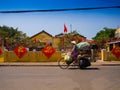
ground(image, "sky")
xmin=0 ymin=0 xmax=120 ymax=39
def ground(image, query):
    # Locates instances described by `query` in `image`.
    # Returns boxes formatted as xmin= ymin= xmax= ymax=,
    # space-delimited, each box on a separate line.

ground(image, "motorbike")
xmin=58 ymin=50 xmax=91 ymax=69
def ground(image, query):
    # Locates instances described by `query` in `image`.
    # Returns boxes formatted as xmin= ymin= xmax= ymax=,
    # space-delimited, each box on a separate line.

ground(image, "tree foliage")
xmin=58 ymin=30 xmax=86 ymax=50
xmin=92 ymin=27 xmax=116 ymax=48
xmin=0 ymin=25 xmax=29 ymax=50
xmin=92 ymin=27 xmax=115 ymax=41
xmin=0 ymin=25 xmax=28 ymax=39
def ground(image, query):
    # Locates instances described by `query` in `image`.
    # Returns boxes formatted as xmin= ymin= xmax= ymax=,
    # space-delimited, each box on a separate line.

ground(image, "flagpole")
xmin=70 ymin=24 xmax=72 ymax=32
xmin=63 ymin=24 xmax=68 ymax=51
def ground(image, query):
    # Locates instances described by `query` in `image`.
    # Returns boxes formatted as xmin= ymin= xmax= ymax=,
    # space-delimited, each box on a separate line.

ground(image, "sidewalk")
xmin=0 ymin=62 xmax=58 ymax=67
xmin=0 ymin=60 xmax=120 ymax=66
xmin=92 ymin=60 xmax=120 ymax=66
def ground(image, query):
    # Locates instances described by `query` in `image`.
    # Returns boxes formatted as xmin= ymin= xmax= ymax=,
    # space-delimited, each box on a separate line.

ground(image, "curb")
xmin=91 ymin=63 xmax=120 ymax=66
xmin=0 ymin=64 xmax=58 ymax=67
xmin=91 ymin=61 xmax=120 ymax=66
xmin=0 ymin=62 xmax=58 ymax=67
xmin=1 ymin=60 xmax=120 ymax=66
xmin=0 ymin=62 xmax=120 ymax=66
xmin=101 ymin=64 xmax=120 ymax=66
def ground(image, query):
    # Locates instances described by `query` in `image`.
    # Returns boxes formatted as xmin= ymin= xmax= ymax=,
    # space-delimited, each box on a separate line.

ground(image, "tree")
xmin=68 ymin=30 xmax=86 ymax=42
xmin=0 ymin=25 xmax=29 ymax=50
xmin=92 ymin=27 xmax=116 ymax=48
xmin=58 ymin=30 xmax=86 ymax=51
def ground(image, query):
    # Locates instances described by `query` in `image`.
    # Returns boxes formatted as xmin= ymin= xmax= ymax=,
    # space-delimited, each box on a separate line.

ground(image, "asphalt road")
xmin=0 ymin=66 xmax=120 ymax=90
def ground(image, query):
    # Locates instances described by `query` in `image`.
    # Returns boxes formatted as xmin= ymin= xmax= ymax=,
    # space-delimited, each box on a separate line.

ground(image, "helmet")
xmin=71 ymin=41 xmax=76 ymax=44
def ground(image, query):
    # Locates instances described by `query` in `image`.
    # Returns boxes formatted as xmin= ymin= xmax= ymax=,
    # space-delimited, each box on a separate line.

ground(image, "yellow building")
xmin=106 ymin=28 xmax=120 ymax=52
xmin=115 ymin=28 xmax=120 ymax=38
xmin=31 ymin=30 xmax=53 ymax=44
xmin=31 ymin=30 xmax=87 ymax=51
xmin=30 ymin=30 xmax=60 ymax=50
xmin=104 ymin=28 xmax=120 ymax=61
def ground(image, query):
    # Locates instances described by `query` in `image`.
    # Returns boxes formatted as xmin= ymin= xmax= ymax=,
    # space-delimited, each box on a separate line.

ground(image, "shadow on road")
xmin=68 ymin=67 xmax=100 ymax=70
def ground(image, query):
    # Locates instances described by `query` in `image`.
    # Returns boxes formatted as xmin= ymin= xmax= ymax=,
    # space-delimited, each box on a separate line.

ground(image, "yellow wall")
xmin=101 ymin=49 xmax=120 ymax=61
xmin=0 ymin=53 xmax=4 ymax=62
xmin=0 ymin=50 xmax=119 ymax=62
xmin=107 ymin=52 xmax=120 ymax=61
xmin=53 ymin=37 xmax=60 ymax=49
xmin=4 ymin=51 xmax=62 ymax=62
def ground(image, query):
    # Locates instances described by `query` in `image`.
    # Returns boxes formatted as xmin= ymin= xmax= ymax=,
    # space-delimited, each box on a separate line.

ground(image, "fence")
xmin=0 ymin=50 xmax=120 ymax=62
xmin=1 ymin=51 xmax=62 ymax=62
xmin=101 ymin=49 xmax=120 ymax=61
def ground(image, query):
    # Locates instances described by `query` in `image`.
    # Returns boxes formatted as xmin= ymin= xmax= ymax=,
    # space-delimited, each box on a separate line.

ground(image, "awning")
xmin=107 ymin=40 xmax=120 ymax=44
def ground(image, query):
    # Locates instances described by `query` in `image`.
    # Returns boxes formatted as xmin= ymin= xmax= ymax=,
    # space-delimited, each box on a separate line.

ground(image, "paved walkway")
xmin=0 ymin=60 xmax=120 ymax=66
xmin=92 ymin=60 xmax=120 ymax=66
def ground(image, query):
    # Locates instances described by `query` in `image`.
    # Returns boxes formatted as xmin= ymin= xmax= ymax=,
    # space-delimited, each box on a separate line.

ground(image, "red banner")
xmin=42 ymin=45 xmax=55 ymax=58
xmin=0 ymin=48 xmax=2 ymax=54
xmin=14 ymin=44 xmax=27 ymax=58
xmin=112 ymin=46 xmax=120 ymax=58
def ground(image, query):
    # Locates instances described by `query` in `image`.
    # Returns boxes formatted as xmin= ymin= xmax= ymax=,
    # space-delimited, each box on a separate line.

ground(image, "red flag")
xmin=64 ymin=24 xmax=68 ymax=33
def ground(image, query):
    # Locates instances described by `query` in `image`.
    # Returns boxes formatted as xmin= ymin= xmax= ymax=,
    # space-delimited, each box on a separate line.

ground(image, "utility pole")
xmin=70 ymin=24 xmax=72 ymax=32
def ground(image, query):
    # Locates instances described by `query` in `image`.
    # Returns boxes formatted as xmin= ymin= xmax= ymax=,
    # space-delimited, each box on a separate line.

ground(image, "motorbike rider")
xmin=71 ymin=41 xmax=79 ymax=62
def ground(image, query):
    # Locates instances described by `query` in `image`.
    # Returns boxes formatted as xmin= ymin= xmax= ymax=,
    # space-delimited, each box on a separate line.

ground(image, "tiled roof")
xmin=30 ymin=30 xmax=53 ymax=38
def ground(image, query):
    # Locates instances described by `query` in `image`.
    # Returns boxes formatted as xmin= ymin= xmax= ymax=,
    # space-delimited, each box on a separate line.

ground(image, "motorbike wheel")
xmin=78 ymin=57 xmax=91 ymax=69
xmin=58 ymin=57 xmax=70 ymax=69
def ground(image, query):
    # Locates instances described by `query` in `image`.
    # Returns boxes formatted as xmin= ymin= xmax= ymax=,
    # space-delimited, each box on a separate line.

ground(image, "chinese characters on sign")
xmin=112 ymin=46 xmax=120 ymax=58
xmin=14 ymin=44 xmax=27 ymax=58
xmin=42 ymin=45 xmax=55 ymax=58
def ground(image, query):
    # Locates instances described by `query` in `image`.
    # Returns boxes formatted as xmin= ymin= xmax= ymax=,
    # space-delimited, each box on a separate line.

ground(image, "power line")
xmin=0 ymin=6 xmax=120 ymax=13
xmin=102 ymin=0 xmax=120 ymax=4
